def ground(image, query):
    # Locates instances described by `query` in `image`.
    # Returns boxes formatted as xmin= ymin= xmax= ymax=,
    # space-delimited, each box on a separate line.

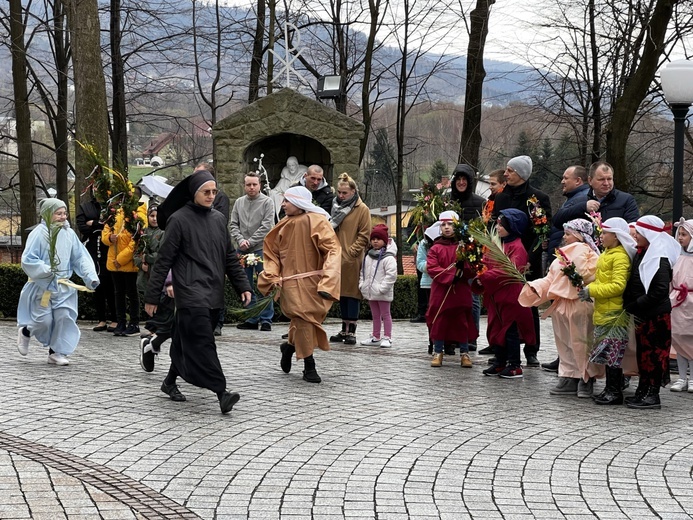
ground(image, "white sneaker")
xmin=380 ymin=338 xmax=392 ymax=348
xmin=689 ymin=380 xmax=693 ymax=393
xmin=670 ymin=378 xmax=687 ymax=392
xmin=360 ymin=336 xmax=381 ymax=346
xmin=48 ymin=353 xmax=70 ymax=366
xmin=17 ymin=327 xmax=30 ymax=356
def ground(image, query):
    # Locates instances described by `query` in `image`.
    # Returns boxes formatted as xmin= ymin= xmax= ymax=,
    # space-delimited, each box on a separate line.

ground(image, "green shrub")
xmin=1 ymin=263 xmax=419 ymax=322
xmin=0 ymin=264 xmax=26 ymax=319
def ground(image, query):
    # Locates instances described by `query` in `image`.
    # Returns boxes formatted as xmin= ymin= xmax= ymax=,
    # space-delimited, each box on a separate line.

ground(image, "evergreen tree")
xmin=428 ymin=159 xmax=448 ymax=184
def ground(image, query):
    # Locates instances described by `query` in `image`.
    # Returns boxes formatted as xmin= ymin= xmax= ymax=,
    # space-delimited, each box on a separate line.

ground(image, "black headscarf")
xmin=157 ymin=171 xmax=216 ymax=230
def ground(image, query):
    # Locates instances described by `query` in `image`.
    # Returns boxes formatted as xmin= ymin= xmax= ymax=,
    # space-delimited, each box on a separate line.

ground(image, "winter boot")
xmin=302 ymin=355 xmax=322 ymax=383
xmin=594 ymin=367 xmax=623 ymax=405
xmin=280 ymin=342 xmax=295 ymax=374
xmin=330 ymin=322 xmax=347 ymax=343
xmin=344 ymin=323 xmax=357 ymax=345
xmin=431 ymin=353 xmax=444 ymax=367
xmin=624 ymin=379 xmax=648 ymax=405
xmin=626 ymin=384 xmax=661 ymax=409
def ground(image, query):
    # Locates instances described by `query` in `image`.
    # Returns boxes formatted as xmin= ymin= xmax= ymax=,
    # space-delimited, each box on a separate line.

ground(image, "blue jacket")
xmin=416 ymin=240 xmax=433 ymax=289
xmin=548 ymin=184 xmax=590 ymax=254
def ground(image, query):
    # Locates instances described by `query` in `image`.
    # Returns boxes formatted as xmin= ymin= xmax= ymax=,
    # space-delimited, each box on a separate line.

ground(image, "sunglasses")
xmin=200 ymin=189 xmax=219 ymax=196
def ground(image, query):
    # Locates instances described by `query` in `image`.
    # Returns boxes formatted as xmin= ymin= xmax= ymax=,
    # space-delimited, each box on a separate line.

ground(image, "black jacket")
xmin=624 ymin=255 xmax=672 ymax=319
xmin=587 ymin=187 xmax=639 ymax=223
xmin=450 ymin=164 xmax=485 ymax=222
xmin=144 ymin=202 xmax=251 ymax=309
xmin=493 ymin=181 xmax=552 ymax=280
xmin=213 ymin=190 xmax=230 ymax=222
xmin=548 ymin=183 xmax=590 ymax=254
xmin=76 ymin=198 xmax=107 ymax=266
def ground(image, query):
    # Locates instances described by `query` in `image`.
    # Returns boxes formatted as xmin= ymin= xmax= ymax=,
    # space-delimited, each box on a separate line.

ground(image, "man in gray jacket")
xmin=230 ymin=172 xmax=276 ymax=331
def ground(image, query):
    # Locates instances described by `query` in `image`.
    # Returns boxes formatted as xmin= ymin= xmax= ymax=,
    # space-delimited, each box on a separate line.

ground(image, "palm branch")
xmin=468 ymin=224 xmax=528 ymax=285
xmin=230 ymin=286 xmax=281 ymax=322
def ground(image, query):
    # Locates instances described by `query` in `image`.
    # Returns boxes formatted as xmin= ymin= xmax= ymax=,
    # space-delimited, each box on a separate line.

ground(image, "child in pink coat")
xmin=519 ymin=219 xmax=601 ymax=396
xmin=670 ymin=218 xmax=693 ymax=393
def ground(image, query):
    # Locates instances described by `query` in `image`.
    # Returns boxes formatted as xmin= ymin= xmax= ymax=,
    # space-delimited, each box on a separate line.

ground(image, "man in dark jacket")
xmin=547 ymin=165 xmax=590 ymax=255
xmin=586 ymin=161 xmax=639 ymax=223
xmin=299 ymin=165 xmax=334 ymax=213
xmin=145 ymin=171 xmax=252 ymax=415
xmin=493 ymin=155 xmax=552 ymax=367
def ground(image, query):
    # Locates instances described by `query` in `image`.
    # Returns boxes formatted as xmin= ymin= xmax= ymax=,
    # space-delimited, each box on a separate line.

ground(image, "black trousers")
xmin=94 ymin=260 xmax=116 ymax=322
xmin=416 ymin=269 xmax=429 ymax=317
xmin=111 ymin=271 xmax=139 ymax=325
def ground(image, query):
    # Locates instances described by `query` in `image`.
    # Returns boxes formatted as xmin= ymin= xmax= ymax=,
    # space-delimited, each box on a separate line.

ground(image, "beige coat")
xmin=258 ymin=212 xmax=341 ymax=359
xmin=335 ymin=198 xmax=371 ymax=299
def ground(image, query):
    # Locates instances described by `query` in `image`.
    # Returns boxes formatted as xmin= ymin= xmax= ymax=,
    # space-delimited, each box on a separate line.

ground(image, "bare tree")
xmin=388 ymin=0 xmax=458 ymax=272
xmin=458 ymin=0 xmax=495 ymax=169
xmin=66 ymin=0 xmax=109 ymax=209
xmin=9 ymin=0 xmax=36 ymax=240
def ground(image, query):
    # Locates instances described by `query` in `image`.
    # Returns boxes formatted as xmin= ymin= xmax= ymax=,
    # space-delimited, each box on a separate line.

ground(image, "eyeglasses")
xmin=200 ymin=189 xmax=218 ymax=196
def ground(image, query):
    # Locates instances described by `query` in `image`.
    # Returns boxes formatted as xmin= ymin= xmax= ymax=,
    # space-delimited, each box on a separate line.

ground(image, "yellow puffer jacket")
xmin=588 ymin=244 xmax=631 ymax=325
xmin=101 ymin=205 xmax=147 ymax=273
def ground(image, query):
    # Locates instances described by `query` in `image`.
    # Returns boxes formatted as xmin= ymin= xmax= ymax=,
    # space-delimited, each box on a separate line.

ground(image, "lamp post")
xmin=660 ymin=60 xmax=693 ymax=225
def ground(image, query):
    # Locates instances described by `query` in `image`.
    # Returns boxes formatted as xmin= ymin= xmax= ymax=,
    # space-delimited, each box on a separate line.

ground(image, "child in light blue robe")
xmin=17 ymin=198 xmax=99 ymax=365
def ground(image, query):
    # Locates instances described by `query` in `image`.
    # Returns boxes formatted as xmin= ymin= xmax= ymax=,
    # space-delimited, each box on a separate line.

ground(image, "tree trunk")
xmin=606 ymin=0 xmax=675 ymax=190
xmin=248 ymin=0 xmax=266 ymax=103
xmin=9 ymin=0 xmax=36 ymax=243
xmin=395 ymin=8 xmax=409 ymax=275
xmin=54 ymin=0 xmax=71 ymax=203
xmin=67 ymin=0 xmax=110 ymax=210
xmin=458 ymin=0 xmax=494 ymax=168
xmin=110 ymin=0 xmax=128 ymax=173
xmin=359 ymin=0 xmax=381 ymax=163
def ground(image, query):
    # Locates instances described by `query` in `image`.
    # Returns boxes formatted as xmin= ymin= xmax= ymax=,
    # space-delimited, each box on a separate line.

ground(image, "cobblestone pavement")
xmin=2 ymin=317 xmax=693 ymax=520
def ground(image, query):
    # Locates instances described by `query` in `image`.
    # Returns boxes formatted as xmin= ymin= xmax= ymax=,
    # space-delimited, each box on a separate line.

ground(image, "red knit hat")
xmin=370 ymin=224 xmax=389 ymax=242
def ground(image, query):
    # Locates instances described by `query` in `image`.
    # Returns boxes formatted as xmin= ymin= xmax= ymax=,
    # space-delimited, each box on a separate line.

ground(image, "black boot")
xmin=626 ymin=384 xmax=661 ymax=409
xmin=444 ymin=342 xmax=457 ymax=355
xmin=330 ymin=322 xmax=347 ymax=343
xmin=624 ymin=380 xmax=648 ymax=405
xmin=280 ymin=342 xmax=295 ymax=374
xmin=594 ymin=367 xmax=623 ymax=405
xmin=302 ymin=355 xmax=322 ymax=383
xmin=344 ymin=323 xmax=357 ymax=345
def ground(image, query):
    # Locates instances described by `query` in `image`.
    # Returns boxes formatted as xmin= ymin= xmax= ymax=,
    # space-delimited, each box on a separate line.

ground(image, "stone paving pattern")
xmin=2 ymin=317 xmax=693 ymax=519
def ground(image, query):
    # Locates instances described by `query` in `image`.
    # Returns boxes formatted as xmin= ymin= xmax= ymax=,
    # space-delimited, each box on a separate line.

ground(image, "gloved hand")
xmin=577 ymin=286 xmax=590 ymax=302
xmin=453 ymin=269 xmax=463 ymax=282
xmin=455 ymin=259 xmax=465 ymax=269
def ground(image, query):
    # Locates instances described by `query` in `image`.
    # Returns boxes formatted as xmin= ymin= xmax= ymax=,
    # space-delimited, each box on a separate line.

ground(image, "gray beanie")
xmin=507 ymin=155 xmax=533 ymax=181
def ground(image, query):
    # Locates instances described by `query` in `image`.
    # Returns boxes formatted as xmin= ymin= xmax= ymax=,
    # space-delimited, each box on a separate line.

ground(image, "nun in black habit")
xmin=144 ymin=170 xmax=252 ymax=414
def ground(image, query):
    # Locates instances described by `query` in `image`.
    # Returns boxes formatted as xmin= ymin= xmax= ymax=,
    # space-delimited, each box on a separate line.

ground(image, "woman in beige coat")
xmin=329 ymin=173 xmax=372 ymax=345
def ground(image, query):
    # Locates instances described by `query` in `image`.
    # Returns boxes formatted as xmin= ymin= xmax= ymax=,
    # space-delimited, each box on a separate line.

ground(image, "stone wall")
xmin=213 ymin=89 xmax=364 ymax=202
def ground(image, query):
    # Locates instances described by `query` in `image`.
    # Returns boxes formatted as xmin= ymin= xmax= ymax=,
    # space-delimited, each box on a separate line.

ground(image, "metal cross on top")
xmin=269 ymin=22 xmax=309 ymax=89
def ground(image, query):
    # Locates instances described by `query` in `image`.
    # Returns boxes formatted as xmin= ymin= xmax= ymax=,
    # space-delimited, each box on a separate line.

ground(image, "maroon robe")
xmin=477 ymin=237 xmax=536 ymax=347
xmin=425 ymin=237 xmax=478 ymax=344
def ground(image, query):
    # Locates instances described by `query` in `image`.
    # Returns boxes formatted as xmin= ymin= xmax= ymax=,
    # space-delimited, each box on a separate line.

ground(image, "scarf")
xmin=635 ymin=216 xmax=680 ymax=292
xmin=331 ymin=191 xmax=359 ymax=229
